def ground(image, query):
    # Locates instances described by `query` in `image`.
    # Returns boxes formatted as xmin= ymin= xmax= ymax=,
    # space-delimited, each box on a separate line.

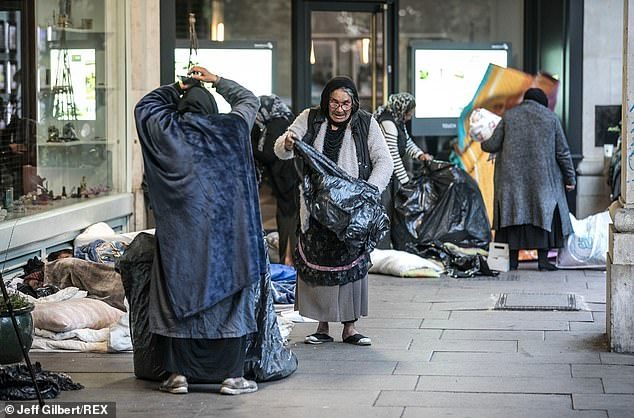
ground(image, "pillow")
xmin=370 ymin=249 xmax=444 ymax=277
xmin=402 ymin=268 xmax=441 ymax=278
xmin=32 ymin=298 xmax=125 ymax=332
xmin=74 ymin=222 xmax=132 ymax=248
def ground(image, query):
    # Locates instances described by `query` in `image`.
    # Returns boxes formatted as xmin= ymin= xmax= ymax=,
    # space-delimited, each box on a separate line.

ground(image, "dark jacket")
xmin=481 ymin=100 xmax=575 ymax=235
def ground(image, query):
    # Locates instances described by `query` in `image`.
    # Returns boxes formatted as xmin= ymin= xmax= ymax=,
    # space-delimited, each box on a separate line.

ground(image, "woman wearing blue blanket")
xmin=274 ymin=77 xmax=393 ymax=346
xmin=134 ymin=66 xmax=265 ymax=395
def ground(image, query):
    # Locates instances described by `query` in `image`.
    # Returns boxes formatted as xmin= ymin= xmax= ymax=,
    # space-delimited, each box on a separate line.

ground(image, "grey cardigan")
xmin=274 ymin=108 xmax=394 ymax=231
xmin=481 ymin=100 xmax=575 ymax=235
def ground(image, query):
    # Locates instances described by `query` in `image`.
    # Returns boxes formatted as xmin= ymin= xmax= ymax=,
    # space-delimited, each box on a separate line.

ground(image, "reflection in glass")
xmin=310 ymin=11 xmax=384 ymax=111
xmin=0 ymin=0 xmax=127 ymax=222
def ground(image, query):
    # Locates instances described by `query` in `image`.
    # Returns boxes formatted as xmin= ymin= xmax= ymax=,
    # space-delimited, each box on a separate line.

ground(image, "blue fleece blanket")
xmin=134 ymin=85 xmax=266 ymax=319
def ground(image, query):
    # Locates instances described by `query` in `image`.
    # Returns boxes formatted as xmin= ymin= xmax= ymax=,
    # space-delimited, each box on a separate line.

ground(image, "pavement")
xmin=24 ymin=264 xmax=634 ymax=418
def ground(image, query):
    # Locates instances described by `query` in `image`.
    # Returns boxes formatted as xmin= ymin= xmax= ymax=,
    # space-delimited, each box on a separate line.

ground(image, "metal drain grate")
xmin=494 ymin=293 xmax=578 ymax=311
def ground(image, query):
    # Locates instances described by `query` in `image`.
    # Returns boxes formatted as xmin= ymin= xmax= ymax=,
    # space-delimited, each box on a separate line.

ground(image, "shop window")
xmin=0 ymin=0 xmax=127 ymax=223
xmin=173 ymin=0 xmax=292 ymax=103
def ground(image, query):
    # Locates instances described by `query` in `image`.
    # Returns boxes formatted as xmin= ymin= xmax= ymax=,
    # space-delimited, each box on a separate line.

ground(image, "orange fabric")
xmin=456 ymin=65 xmax=560 ymax=226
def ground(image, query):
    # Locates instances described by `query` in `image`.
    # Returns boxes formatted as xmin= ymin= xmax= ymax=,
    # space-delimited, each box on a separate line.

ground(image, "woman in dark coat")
xmin=481 ymin=88 xmax=576 ymax=271
xmin=251 ymin=95 xmax=299 ymax=265
xmin=135 ymin=66 xmax=264 ymax=395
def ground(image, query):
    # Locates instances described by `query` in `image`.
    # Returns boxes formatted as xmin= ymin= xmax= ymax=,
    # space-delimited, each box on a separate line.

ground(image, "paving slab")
xmin=410 ymin=339 xmax=517 ymax=353
xmin=600 ymin=352 xmax=634 ymax=365
xmin=402 ymin=407 xmax=607 ymax=418
xmin=430 ymin=352 xmax=601 ymax=364
xmin=394 ymin=361 xmax=573 ymax=377
xmin=264 ymin=373 xmax=418 ymax=390
xmin=376 ymin=391 xmax=572 ymax=409
xmin=440 ymin=329 xmax=545 ymax=341
xmin=519 ymin=336 xmax=607 ymax=354
xmin=573 ymin=394 xmax=634 ymax=410
xmin=294 ymin=359 xmax=398 ymax=375
xmin=105 ymin=407 xmax=405 ymax=418
xmin=357 ymin=318 xmax=424 ymax=328
xmin=603 ymin=378 xmax=634 ymax=394
xmin=572 ymin=365 xmax=634 ymax=378
xmin=415 ymin=376 xmax=604 ymax=394
xmin=420 ymin=318 xmax=571 ymax=331
xmin=450 ymin=310 xmax=595 ymax=322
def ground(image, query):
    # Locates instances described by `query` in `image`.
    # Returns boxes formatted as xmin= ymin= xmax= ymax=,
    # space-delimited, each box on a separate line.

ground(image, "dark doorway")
xmin=524 ymin=0 xmax=583 ymax=213
xmin=292 ymin=0 xmax=398 ymax=113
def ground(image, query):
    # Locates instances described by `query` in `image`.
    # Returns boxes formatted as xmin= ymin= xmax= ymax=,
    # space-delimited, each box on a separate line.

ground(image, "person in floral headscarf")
xmin=374 ymin=93 xmax=432 ymax=185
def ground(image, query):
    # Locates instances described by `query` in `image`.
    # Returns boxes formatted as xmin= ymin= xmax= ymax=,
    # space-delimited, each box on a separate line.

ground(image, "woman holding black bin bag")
xmin=274 ymin=77 xmax=393 ymax=346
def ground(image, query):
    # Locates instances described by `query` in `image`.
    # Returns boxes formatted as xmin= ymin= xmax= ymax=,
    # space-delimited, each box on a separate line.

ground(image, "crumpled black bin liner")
xmin=0 ymin=362 xmax=83 ymax=400
xmin=392 ymin=160 xmax=491 ymax=253
xmin=293 ymin=139 xmax=389 ymax=253
xmin=116 ymin=233 xmax=297 ymax=383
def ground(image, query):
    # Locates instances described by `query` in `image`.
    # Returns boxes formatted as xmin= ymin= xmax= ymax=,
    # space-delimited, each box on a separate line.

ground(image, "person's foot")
xmin=538 ymin=261 xmax=558 ymax=271
xmin=342 ymin=333 xmax=372 ymax=346
xmin=220 ymin=377 xmax=258 ymax=395
xmin=159 ymin=373 xmax=188 ymax=394
xmin=342 ymin=323 xmax=372 ymax=346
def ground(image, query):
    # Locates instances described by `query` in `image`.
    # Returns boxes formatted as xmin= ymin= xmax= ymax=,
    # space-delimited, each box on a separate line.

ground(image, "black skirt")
xmin=157 ymin=335 xmax=246 ymax=383
xmin=496 ymin=207 xmax=565 ymax=250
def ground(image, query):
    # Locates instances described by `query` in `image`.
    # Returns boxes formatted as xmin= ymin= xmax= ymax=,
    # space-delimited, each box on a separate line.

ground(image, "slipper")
xmin=343 ymin=334 xmax=372 ymax=346
xmin=304 ymin=333 xmax=334 ymax=345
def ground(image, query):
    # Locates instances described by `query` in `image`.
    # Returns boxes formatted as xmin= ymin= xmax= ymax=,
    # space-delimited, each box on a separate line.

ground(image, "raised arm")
xmin=134 ymin=83 xmax=182 ymax=146
xmin=274 ymin=108 xmax=310 ymax=160
xmin=481 ymin=118 xmax=505 ymax=153
xmin=189 ymin=65 xmax=259 ymax=128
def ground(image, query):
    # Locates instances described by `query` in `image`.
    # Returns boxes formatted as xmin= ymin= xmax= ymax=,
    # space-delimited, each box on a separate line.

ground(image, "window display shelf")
xmin=37 ymin=141 xmax=111 ymax=147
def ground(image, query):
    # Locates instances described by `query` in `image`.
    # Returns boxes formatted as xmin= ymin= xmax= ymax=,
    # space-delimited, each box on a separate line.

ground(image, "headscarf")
xmin=255 ymin=95 xmax=294 ymax=152
xmin=374 ymin=92 xmax=416 ymax=123
xmin=523 ymin=88 xmax=549 ymax=107
xmin=319 ymin=76 xmax=360 ymax=127
xmin=177 ymin=84 xmax=218 ymax=115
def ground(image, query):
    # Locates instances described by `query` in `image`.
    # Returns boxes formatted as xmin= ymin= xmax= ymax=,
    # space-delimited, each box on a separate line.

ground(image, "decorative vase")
xmin=0 ymin=304 xmax=35 ymax=364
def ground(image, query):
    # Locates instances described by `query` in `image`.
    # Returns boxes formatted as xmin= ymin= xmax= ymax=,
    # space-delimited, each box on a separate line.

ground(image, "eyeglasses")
xmin=329 ymin=100 xmax=352 ymax=111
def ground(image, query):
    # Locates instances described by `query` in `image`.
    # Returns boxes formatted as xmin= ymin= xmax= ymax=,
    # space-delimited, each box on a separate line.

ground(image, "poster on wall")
xmin=174 ymin=41 xmax=274 ymax=114
xmin=409 ymin=42 xmax=509 ymax=136
xmin=8 ymin=23 xmax=16 ymax=51
xmin=50 ymin=48 xmax=96 ymax=120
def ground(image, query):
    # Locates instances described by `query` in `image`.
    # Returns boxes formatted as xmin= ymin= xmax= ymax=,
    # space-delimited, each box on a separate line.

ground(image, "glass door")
xmin=292 ymin=0 xmax=397 ymax=113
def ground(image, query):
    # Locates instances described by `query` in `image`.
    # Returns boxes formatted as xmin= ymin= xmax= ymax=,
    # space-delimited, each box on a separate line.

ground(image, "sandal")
xmin=343 ymin=333 xmax=372 ymax=346
xmin=220 ymin=377 xmax=258 ymax=395
xmin=304 ymin=333 xmax=334 ymax=345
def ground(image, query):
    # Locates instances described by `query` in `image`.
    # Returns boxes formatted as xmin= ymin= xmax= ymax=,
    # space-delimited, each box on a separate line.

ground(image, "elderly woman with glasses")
xmin=274 ymin=76 xmax=393 ymax=346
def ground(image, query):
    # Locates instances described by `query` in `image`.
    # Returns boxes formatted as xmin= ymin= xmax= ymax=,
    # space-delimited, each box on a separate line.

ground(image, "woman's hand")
xmin=188 ymin=66 xmax=219 ymax=84
xmin=284 ymin=132 xmax=296 ymax=151
xmin=565 ymin=184 xmax=576 ymax=192
xmin=418 ymin=153 xmax=433 ymax=161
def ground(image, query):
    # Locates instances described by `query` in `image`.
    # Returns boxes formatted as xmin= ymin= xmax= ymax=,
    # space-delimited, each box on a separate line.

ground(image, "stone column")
xmin=607 ymin=0 xmax=634 ymax=353
xmin=128 ymin=0 xmax=161 ymax=231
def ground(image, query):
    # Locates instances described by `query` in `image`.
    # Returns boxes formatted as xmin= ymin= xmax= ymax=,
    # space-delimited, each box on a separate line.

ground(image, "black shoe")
xmin=538 ymin=262 xmax=558 ymax=271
